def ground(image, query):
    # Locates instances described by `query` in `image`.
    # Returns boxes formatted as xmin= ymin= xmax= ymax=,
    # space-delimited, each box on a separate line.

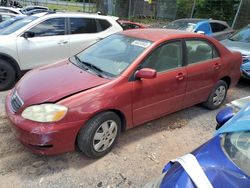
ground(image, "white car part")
xmin=171 ymin=153 xmax=213 ymax=188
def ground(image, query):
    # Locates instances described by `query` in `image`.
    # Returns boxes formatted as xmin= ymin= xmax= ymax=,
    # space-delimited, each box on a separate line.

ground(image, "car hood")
xmin=160 ymin=136 xmax=250 ymax=187
xmin=221 ymin=39 xmax=250 ymax=56
xmin=15 ymin=60 xmax=110 ymax=106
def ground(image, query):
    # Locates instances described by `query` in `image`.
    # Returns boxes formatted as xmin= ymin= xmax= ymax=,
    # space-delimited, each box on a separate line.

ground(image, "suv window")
xmin=141 ymin=41 xmax=182 ymax=72
xmin=186 ymin=40 xmax=218 ymax=65
xmin=28 ymin=18 xmax=65 ymax=37
xmin=210 ymin=22 xmax=228 ymax=33
xmin=0 ymin=14 xmax=13 ymax=22
xmin=97 ymin=19 xmax=111 ymax=31
xmin=70 ymin=17 xmax=98 ymax=34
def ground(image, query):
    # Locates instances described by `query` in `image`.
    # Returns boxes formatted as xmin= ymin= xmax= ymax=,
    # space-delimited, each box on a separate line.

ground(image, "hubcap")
xmin=0 ymin=68 xmax=8 ymax=84
xmin=93 ymin=120 xmax=118 ymax=152
xmin=212 ymin=86 xmax=226 ymax=106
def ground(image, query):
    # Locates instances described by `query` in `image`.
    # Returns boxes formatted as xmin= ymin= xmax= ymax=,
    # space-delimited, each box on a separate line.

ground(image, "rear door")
xmin=183 ymin=39 xmax=221 ymax=108
xmin=16 ymin=17 xmax=70 ymax=69
xmin=132 ymin=40 xmax=187 ymax=125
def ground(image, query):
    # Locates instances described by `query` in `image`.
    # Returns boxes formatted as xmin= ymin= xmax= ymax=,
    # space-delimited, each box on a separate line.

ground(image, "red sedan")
xmin=5 ymin=29 xmax=242 ymax=158
xmin=118 ymin=20 xmax=147 ymax=30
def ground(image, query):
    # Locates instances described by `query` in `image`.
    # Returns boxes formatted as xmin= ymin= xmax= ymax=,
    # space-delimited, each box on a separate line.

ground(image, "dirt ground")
xmin=0 ymin=79 xmax=249 ymax=188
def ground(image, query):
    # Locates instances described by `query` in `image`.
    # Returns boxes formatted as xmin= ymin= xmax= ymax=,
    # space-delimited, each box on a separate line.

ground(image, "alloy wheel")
xmin=212 ymin=85 xmax=226 ymax=106
xmin=93 ymin=120 xmax=118 ymax=152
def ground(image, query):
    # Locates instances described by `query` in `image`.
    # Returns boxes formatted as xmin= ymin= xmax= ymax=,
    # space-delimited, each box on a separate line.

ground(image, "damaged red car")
xmin=5 ymin=29 xmax=242 ymax=158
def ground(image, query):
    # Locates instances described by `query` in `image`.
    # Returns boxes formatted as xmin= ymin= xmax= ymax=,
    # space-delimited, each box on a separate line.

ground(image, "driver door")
xmin=16 ymin=17 xmax=70 ymax=70
xmin=132 ymin=41 xmax=187 ymax=126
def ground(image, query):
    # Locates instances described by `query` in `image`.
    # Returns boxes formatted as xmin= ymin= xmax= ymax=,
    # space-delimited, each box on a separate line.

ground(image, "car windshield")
xmin=73 ymin=34 xmax=152 ymax=77
xmin=164 ymin=21 xmax=196 ymax=32
xmin=0 ymin=16 xmax=24 ymax=29
xmin=0 ymin=15 xmax=37 ymax=35
xmin=221 ymin=131 xmax=250 ymax=176
xmin=229 ymin=25 xmax=250 ymax=43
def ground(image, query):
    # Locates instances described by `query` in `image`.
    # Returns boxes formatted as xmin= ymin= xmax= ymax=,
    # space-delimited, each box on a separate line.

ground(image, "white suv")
xmin=0 ymin=12 xmax=123 ymax=90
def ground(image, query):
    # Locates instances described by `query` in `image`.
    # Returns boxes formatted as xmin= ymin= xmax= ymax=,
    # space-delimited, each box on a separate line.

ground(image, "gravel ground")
xmin=0 ymin=79 xmax=249 ymax=188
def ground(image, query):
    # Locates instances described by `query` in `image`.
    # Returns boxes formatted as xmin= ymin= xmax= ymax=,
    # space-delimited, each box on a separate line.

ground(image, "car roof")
xmin=0 ymin=12 xmax=16 ymax=16
xmin=41 ymin=11 xmax=119 ymax=20
xmin=22 ymin=5 xmax=48 ymax=9
xmin=173 ymin=18 xmax=207 ymax=23
xmin=121 ymin=28 xmax=205 ymax=42
xmin=0 ymin=6 xmax=20 ymax=11
xmin=174 ymin=18 xmax=228 ymax=25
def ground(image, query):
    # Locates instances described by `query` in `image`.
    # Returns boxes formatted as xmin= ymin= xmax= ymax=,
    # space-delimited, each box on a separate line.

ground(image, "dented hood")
xmin=15 ymin=60 xmax=110 ymax=106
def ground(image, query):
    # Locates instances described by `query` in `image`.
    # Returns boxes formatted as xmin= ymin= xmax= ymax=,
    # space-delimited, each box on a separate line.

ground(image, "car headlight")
xmin=21 ymin=104 xmax=68 ymax=122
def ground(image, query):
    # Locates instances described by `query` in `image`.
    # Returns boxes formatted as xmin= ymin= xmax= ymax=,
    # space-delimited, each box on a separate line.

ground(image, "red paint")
xmin=135 ymin=68 xmax=157 ymax=79
xmin=118 ymin=20 xmax=148 ymax=30
xmin=5 ymin=29 xmax=242 ymax=155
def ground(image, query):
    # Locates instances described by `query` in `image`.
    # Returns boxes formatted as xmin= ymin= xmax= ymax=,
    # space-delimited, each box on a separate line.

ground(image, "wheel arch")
xmin=220 ymin=76 xmax=231 ymax=88
xmin=0 ymin=52 xmax=21 ymax=79
xmin=75 ymin=109 xmax=127 ymax=144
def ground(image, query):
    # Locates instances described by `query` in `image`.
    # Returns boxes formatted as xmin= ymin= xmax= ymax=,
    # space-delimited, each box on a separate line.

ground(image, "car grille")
xmin=10 ymin=90 xmax=24 ymax=113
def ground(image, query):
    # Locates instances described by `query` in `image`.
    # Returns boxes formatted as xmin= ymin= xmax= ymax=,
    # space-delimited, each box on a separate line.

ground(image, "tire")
xmin=0 ymin=59 xmax=16 ymax=91
xmin=77 ymin=111 xmax=121 ymax=158
xmin=203 ymin=80 xmax=228 ymax=110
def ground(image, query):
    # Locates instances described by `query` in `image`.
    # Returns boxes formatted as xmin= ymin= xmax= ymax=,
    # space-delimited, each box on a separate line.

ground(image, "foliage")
xmin=176 ymin=0 xmax=241 ymax=25
xmin=193 ymin=0 xmax=241 ymax=25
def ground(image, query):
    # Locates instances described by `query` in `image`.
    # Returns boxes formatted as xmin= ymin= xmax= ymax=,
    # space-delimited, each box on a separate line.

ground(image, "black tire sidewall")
xmin=0 ymin=60 xmax=16 ymax=91
xmin=203 ymin=80 xmax=228 ymax=110
xmin=77 ymin=111 xmax=121 ymax=158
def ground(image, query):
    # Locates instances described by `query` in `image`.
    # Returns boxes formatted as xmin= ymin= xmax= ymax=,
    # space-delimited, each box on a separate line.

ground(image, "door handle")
xmin=57 ymin=40 xmax=68 ymax=45
xmin=176 ymin=73 xmax=185 ymax=81
xmin=213 ymin=63 xmax=221 ymax=70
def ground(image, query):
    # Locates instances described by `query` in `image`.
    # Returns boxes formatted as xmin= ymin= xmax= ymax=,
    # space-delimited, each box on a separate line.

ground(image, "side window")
xmin=210 ymin=22 xmax=228 ymax=33
xmin=70 ymin=18 xmax=97 ymax=34
xmin=186 ymin=40 xmax=218 ymax=65
xmin=141 ymin=41 xmax=182 ymax=72
xmin=2 ymin=15 xmax=13 ymax=22
xmin=97 ymin=19 xmax=111 ymax=31
xmin=28 ymin=18 xmax=65 ymax=37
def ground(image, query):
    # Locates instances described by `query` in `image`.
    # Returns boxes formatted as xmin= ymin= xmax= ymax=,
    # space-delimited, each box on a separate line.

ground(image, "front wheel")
xmin=77 ymin=111 xmax=121 ymax=158
xmin=203 ymin=80 xmax=228 ymax=110
xmin=0 ymin=59 xmax=16 ymax=91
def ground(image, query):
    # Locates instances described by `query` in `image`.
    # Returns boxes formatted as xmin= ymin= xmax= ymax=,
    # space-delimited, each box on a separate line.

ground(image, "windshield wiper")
xmin=74 ymin=55 xmax=104 ymax=77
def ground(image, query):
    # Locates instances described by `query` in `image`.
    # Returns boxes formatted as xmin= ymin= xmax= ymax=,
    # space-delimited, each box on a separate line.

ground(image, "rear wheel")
xmin=0 ymin=59 xmax=16 ymax=91
xmin=203 ymin=80 xmax=228 ymax=110
xmin=77 ymin=111 xmax=121 ymax=158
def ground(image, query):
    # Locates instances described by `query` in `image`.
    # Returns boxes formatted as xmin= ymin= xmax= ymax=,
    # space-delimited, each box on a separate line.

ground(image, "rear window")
xmin=186 ymin=40 xmax=219 ymax=65
xmin=70 ymin=17 xmax=98 ymax=34
xmin=210 ymin=22 xmax=228 ymax=33
xmin=97 ymin=19 xmax=111 ymax=31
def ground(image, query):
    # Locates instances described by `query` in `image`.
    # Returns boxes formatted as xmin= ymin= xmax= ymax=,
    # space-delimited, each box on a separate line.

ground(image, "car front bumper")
xmin=5 ymin=94 xmax=84 ymax=155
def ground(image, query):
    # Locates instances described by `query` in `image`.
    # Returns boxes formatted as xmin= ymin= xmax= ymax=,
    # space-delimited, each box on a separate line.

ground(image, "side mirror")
xmin=23 ymin=31 xmax=35 ymax=39
xmin=135 ymin=68 xmax=157 ymax=79
xmin=196 ymin=31 xmax=205 ymax=35
xmin=215 ymin=107 xmax=234 ymax=130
